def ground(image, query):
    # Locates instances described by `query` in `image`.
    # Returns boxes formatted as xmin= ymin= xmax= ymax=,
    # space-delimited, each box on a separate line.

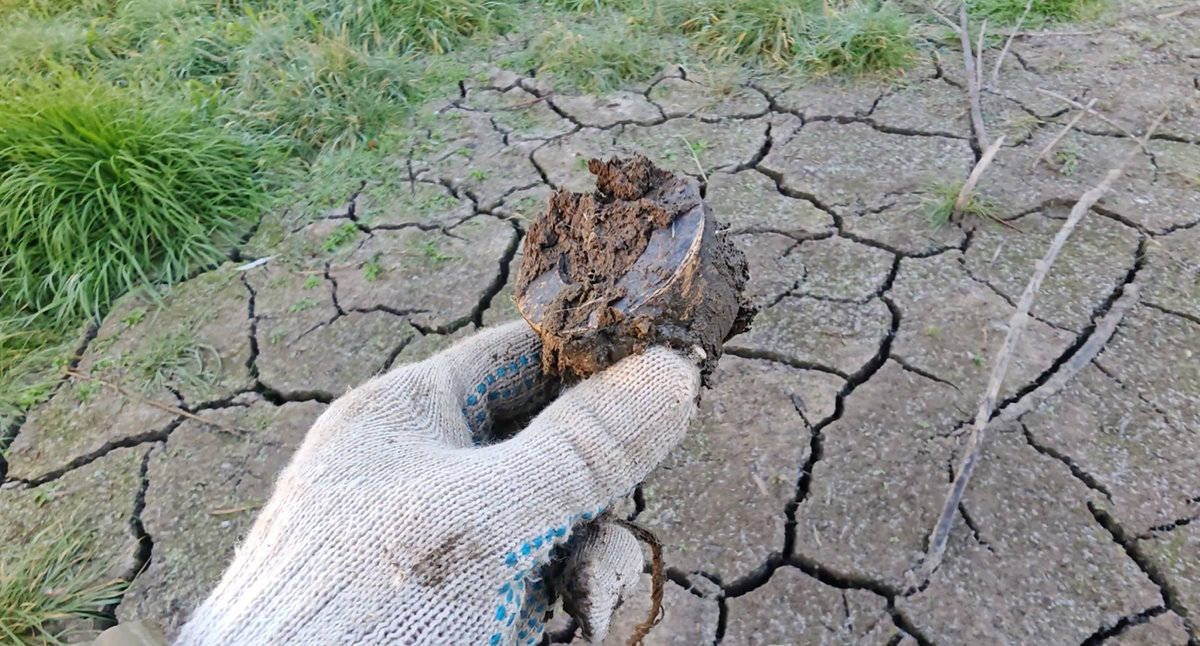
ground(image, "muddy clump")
xmin=515 ymin=154 xmax=755 ymax=383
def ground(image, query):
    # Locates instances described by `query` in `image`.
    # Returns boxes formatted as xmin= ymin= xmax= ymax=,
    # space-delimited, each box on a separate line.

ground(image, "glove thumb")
xmin=558 ymin=521 xmax=645 ymax=644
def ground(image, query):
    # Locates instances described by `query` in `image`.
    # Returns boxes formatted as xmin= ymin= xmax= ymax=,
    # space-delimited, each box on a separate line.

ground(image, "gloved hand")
xmin=165 ymin=319 xmax=701 ymax=645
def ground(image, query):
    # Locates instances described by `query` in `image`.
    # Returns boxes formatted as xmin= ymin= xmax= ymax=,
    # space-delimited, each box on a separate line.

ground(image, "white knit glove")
xmin=170 ymin=319 xmax=701 ymax=646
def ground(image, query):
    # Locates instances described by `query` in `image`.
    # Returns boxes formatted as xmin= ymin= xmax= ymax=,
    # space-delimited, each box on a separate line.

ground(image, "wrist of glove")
xmin=109 ymin=320 xmax=703 ymax=646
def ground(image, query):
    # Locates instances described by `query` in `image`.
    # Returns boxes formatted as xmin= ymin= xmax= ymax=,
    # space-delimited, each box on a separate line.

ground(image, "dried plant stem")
xmin=1030 ymin=98 xmax=1098 ymax=171
xmin=677 ymin=136 xmax=709 ymax=184
xmin=975 ymin=19 xmax=987 ymax=89
xmin=999 ymin=282 xmax=1141 ymax=422
xmin=959 ymin=3 xmax=990 ymax=151
xmin=914 ymin=109 xmax=1168 ymax=588
xmin=952 ymin=135 xmax=1006 ymax=224
xmin=1034 ymin=88 xmax=1149 ymax=150
xmin=613 ymin=518 xmax=666 ymax=646
xmin=63 ymin=369 xmax=247 ymax=435
xmin=991 ymin=0 xmax=1034 ymax=85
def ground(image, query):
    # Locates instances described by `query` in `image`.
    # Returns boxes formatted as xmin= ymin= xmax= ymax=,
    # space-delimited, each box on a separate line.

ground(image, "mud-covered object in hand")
xmin=516 ymin=154 xmax=756 ymax=384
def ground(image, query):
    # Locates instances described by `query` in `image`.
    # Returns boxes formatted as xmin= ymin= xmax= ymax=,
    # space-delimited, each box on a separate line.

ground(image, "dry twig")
xmin=63 ymin=369 xmax=248 ymax=435
xmin=677 ymin=136 xmax=709 ymax=184
xmin=912 ymin=108 xmax=1169 ymax=589
xmin=999 ymin=282 xmax=1141 ymax=422
xmin=959 ymin=3 xmax=990 ymax=151
xmin=1034 ymin=88 xmax=1149 ymax=150
xmin=1030 ymin=98 xmax=1098 ymax=171
xmin=612 ymin=518 xmax=666 ymax=646
xmin=952 ymin=135 xmax=1006 ymax=224
xmin=209 ymin=503 xmax=264 ymax=516
xmin=991 ymin=0 xmax=1034 ymax=85
xmin=975 ymin=19 xmax=987 ymax=89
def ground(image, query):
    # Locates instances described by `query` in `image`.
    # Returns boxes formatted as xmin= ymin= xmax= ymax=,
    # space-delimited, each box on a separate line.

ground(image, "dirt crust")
xmin=515 ymin=154 xmax=755 ymax=383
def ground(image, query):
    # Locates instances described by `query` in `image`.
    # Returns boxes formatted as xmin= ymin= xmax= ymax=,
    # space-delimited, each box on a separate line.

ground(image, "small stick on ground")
xmin=912 ymin=108 xmax=1169 ymax=590
xmin=991 ymin=0 xmax=1034 ymax=85
xmin=504 ymin=95 xmax=549 ymax=110
xmin=952 ymin=135 xmax=1006 ymax=224
xmin=975 ymin=19 xmax=987 ymax=89
xmin=612 ymin=518 xmax=666 ymax=646
xmin=959 ymin=3 xmax=991 ymax=151
xmin=1011 ymin=28 xmax=1104 ymax=36
xmin=1034 ymin=88 xmax=1150 ymax=150
xmin=923 ymin=3 xmax=964 ymax=33
xmin=677 ymin=136 xmax=709 ymax=184
xmin=999 ymin=282 xmax=1141 ymax=422
xmin=1030 ymin=97 xmax=1098 ymax=171
xmin=63 ymin=369 xmax=249 ymax=436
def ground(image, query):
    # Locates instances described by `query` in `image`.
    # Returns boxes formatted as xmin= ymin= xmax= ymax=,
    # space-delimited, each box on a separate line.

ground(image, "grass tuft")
xmin=796 ymin=5 xmax=916 ymax=76
xmin=0 ymin=71 xmax=267 ymax=324
xmin=294 ymin=0 xmax=517 ymax=54
xmin=665 ymin=0 xmax=810 ymax=65
xmin=968 ymin=0 xmax=1105 ymax=25
xmin=524 ymin=13 xmax=678 ymax=93
xmin=921 ymin=180 xmax=996 ymax=228
xmin=120 ymin=329 xmax=220 ymax=396
xmin=660 ymin=0 xmax=916 ymax=73
xmin=228 ymin=25 xmax=436 ymax=152
xmin=0 ymin=522 xmax=128 ymax=645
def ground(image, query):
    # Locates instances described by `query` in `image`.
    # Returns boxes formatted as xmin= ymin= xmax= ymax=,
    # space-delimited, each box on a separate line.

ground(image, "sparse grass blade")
xmin=0 ymin=522 xmax=128 ymax=645
xmin=0 ymin=70 xmax=266 ymax=324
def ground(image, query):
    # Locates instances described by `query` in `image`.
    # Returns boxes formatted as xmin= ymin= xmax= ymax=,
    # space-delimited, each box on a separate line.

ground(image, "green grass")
xmin=665 ymin=0 xmax=812 ymax=65
xmin=514 ymin=12 xmax=679 ymax=93
xmin=0 ymin=522 xmax=128 ymax=645
xmin=795 ymin=5 xmax=917 ymax=76
xmin=0 ymin=71 xmax=267 ymax=325
xmin=660 ymin=0 xmax=916 ymax=74
xmin=967 ymin=0 xmax=1104 ymax=25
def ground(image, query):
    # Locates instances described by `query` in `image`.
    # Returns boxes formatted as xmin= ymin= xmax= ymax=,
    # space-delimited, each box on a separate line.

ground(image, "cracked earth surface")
xmin=3 ymin=7 xmax=1199 ymax=645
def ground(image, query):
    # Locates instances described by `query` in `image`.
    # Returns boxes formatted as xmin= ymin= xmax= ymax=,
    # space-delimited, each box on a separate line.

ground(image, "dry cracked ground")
xmin=3 ymin=8 xmax=1200 ymax=646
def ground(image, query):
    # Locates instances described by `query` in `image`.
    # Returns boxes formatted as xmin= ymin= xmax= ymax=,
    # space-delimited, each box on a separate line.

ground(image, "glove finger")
xmin=325 ymin=320 xmax=549 ymax=449
xmin=478 ymin=346 xmax=699 ymax=560
xmin=429 ymin=320 xmax=555 ymax=442
xmin=558 ymin=521 xmax=644 ymax=644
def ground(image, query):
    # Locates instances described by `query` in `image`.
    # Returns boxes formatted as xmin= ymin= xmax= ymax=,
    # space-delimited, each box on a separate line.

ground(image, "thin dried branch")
xmin=1034 ymin=88 xmax=1149 ymax=150
xmin=912 ymin=108 xmax=1169 ymax=590
xmin=959 ymin=3 xmax=990 ymax=151
xmin=1011 ymin=29 xmax=1103 ymax=36
xmin=1030 ymin=97 xmax=1098 ymax=171
xmin=952 ymin=135 xmax=1006 ymax=224
xmin=912 ymin=0 xmax=963 ymax=33
xmin=63 ymin=369 xmax=249 ymax=436
xmin=975 ymin=19 xmax=987 ymax=89
xmin=677 ymin=136 xmax=709 ymax=184
xmin=991 ymin=0 xmax=1034 ymax=85
xmin=999 ymin=282 xmax=1141 ymax=422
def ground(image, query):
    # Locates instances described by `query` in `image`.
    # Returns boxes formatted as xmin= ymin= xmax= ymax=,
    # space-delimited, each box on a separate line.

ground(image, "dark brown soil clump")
xmin=515 ymin=154 xmax=755 ymax=383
